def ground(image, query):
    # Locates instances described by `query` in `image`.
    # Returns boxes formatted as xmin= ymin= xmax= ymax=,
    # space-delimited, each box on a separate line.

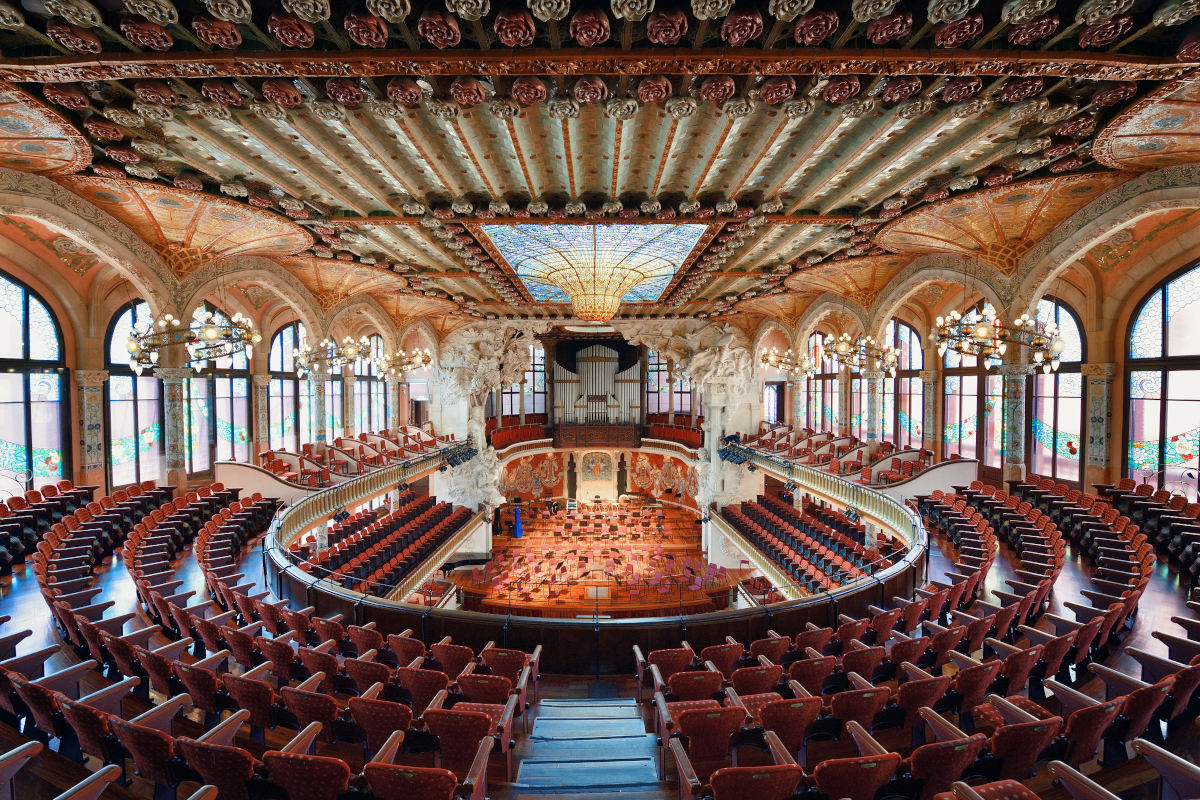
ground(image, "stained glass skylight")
xmin=480 ymin=223 xmax=707 ymax=320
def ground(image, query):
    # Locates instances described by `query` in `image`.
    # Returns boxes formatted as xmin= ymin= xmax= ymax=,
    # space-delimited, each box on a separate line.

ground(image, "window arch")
xmin=105 ymin=300 xmax=163 ymax=488
xmin=268 ymin=321 xmax=312 ymax=451
xmin=182 ymin=303 xmax=252 ymax=472
xmin=1029 ymin=297 xmax=1085 ymax=483
xmin=0 ymin=270 xmax=68 ymax=498
xmin=1127 ymin=263 xmax=1200 ymax=500
xmin=942 ymin=305 xmax=1004 ymax=470
xmin=354 ymin=334 xmax=388 ymax=434
xmin=882 ymin=319 xmax=924 ymax=450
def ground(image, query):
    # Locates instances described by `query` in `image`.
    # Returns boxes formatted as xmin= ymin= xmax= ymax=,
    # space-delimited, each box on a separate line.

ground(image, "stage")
xmin=449 ymin=499 xmax=750 ymax=618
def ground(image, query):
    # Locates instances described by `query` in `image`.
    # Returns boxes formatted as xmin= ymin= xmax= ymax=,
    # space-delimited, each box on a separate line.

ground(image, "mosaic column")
xmin=667 ymin=360 xmax=676 ymax=425
xmin=253 ymin=374 xmax=270 ymax=460
xmin=997 ymin=363 xmax=1035 ymax=483
xmin=1081 ymin=362 xmax=1118 ymax=490
xmin=386 ymin=376 xmax=404 ymax=429
xmin=791 ymin=377 xmax=804 ymax=427
xmin=343 ymin=373 xmax=356 ymax=437
xmin=73 ymin=370 xmax=108 ymax=489
xmin=920 ymin=368 xmax=938 ymax=456
xmin=156 ymin=367 xmax=192 ymax=489
xmin=518 ymin=378 xmax=527 ymax=424
xmin=864 ymin=370 xmax=884 ymax=445
xmin=838 ymin=370 xmax=851 ymax=436
xmin=310 ymin=371 xmax=327 ymax=445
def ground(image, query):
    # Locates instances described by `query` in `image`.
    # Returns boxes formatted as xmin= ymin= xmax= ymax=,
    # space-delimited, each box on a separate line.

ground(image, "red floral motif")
xmin=386 ymin=77 xmax=424 ymax=107
xmin=248 ymin=193 xmax=274 ymax=208
xmin=695 ymin=206 xmax=714 ymax=218
xmin=646 ymin=10 xmax=688 ymax=44
xmin=1053 ymin=113 xmax=1096 ymax=137
xmin=120 ymin=16 xmax=173 ymax=50
xmin=268 ymin=13 xmax=315 ymax=47
xmin=202 ymin=79 xmax=244 ymax=106
xmin=134 ymin=80 xmax=176 ymax=106
xmin=878 ymin=207 xmax=901 ymax=219
xmin=880 ymin=75 xmax=922 ymax=103
xmin=1049 ymin=155 xmax=1085 ymax=172
xmin=512 ymin=77 xmax=548 ymax=105
xmin=822 ymin=75 xmax=860 ymax=104
xmin=494 ymin=9 xmax=536 ymax=46
xmin=173 ymin=172 xmax=203 ymax=191
xmin=44 ymin=84 xmax=90 ymax=110
xmin=1043 ymin=138 xmax=1077 ymax=158
xmin=46 ymin=20 xmax=102 ymax=54
xmin=734 ymin=206 xmax=754 ymax=217
xmin=794 ymin=9 xmax=838 ymax=45
xmin=417 ymin=10 xmax=460 ymax=48
xmin=759 ymin=75 xmax=796 ymax=105
xmin=922 ymin=188 xmax=949 ymax=203
xmin=548 ymin=207 xmax=568 ymax=218
xmin=998 ymin=76 xmax=1043 ymax=102
xmin=511 ymin=207 xmax=530 ymax=218
xmin=92 ymin=163 xmax=126 ymax=179
xmin=286 ymin=207 xmax=310 ymax=219
xmin=345 ymin=11 xmax=390 ymax=47
xmin=262 ymin=78 xmax=304 ymax=108
xmin=934 ymin=12 xmax=983 ymax=47
xmin=192 ymin=13 xmax=242 ymax=48
xmin=698 ymin=75 xmax=736 ymax=103
xmin=326 ymin=78 xmax=364 ymax=107
xmin=1007 ymin=14 xmax=1058 ymax=45
xmin=866 ymin=11 xmax=911 ymax=45
xmin=1091 ymin=82 xmax=1137 ymax=107
xmin=573 ymin=76 xmax=609 ymax=105
xmin=312 ymin=224 xmax=336 ymax=235
xmin=856 ymin=222 xmax=879 ymax=233
xmin=721 ymin=8 xmax=763 ymax=46
xmin=84 ymin=118 xmax=124 ymax=141
xmin=433 ymin=206 xmax=455 ymax=219
xmin=983 ymin=169 xmax=1013 ymax=187
xmin=570 ymin=8 xmax=611 ymax=46
xmin=637 ymin=75 xmax=673 ymax=103
xmin=1179 ymin=32 xmax=1200 ymax=61
xmin=1078 ymin=14 xmax=1132 ymax=48
xmin=451 ymin=77 xmax=487 ymax=106
xmin=336 ymin=252 xmax=354 ymax=261
xmin=105 ymin=145 xmax=140 ymax=164
xmin=657 ymin=208 xmax=677 ymax=219
xmin=941 ymin=76 xmax=981 ymax=103
xmin=619 ymin=208 xmax=641 ymax=218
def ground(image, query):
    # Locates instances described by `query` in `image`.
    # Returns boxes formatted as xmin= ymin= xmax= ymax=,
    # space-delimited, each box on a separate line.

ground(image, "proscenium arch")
xmin=867 ymin=253 xmax=1008 ymax=342
xmin=178 ymin=255 xmax=325 ymax=340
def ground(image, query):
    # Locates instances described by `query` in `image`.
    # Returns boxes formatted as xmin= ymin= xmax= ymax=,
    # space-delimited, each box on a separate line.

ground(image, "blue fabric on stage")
xmin=513 ymin=506 xmax=523 ymax=538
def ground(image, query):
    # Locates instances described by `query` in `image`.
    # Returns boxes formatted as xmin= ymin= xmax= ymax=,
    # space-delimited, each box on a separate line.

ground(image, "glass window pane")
xmin=27 ymin=297 xmax=60 ymax=361
xmin=1164 ymin=370 xmax=1200 ymax=501
xmin=1128 ymin=370 xmax=1162 ymax=485
xmin=0 ymin=374 xmax=28 ymax=486
xmin=29 ymin=372 xmax=63 ymax=480
xmin=108 ymin=375 xmax=137 ymax=486
xmin=136 ymin=377 xmax=163 ymax=483
xmin=1131 ymin=289 xmax=1163 ymax=359
xmin=1167 ymin=267 xmax=1200 ymax=358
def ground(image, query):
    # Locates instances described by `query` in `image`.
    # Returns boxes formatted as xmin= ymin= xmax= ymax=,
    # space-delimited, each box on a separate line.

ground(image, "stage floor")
xmin=450 ymin=501 xmax=750 ymax=618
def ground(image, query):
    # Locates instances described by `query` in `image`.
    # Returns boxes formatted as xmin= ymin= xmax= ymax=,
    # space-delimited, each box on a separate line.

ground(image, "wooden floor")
xmin=0 ymin=517 xmax=1197 ymax=800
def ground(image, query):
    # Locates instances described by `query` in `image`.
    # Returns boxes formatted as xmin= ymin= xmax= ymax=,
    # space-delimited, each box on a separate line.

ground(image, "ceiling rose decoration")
xmin=366 ymin=0 xmax=410 ymax=22
xmin=481 ymin=223 xmax=706 ymax=321
xmin=123 ymin=0 xmax=177 ymax=26
xmin=127 ymin=306 xmax=260 ymax=375
xmin=0 ymin=1 xmax=23 ymax=29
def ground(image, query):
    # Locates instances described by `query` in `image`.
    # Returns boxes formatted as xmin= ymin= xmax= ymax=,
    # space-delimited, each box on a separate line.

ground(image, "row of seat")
xmin=488 ymin=424 xmax=547 ymax=449
xmin=646 ymin=424 xmax=704 ymax=449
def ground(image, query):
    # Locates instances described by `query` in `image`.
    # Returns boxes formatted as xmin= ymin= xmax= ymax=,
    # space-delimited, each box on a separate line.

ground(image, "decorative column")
xmin=73 ymin=370 xmax=108 ymax=489
xmin=386 ymin=376 xmax=404 ymax=430
xmin=518 ymin=378 xmax=526 ymax=424
xmin=864 ymin=370 xmax=884 ymax=445
xmin=997 ymin=362 xmax=1035 ymax=483
xmin=343 ymin=372 xmax=356 ymax=437
xmin=156 ymin=367 xmax=192 ymax=488
xmin=920 ymin=368 xmax=939 ymax=456
xmin=1081 ymin=362 xmax=1118 ymax=490
xmin=253 ymin=374 xmax=271 ymax=458
xmin=310 ymin=370 xmax=327 ymax=445
xmin=838 ymin=370 xmax=851 ymax=436
xmin=791 ymin=377 xmax=803 ymax=428
xmin=667 ymin=359 xmax=676 ymax=424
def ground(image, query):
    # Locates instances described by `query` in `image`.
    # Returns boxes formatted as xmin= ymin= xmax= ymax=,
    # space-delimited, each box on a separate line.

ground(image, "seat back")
xmin=812 ymin=753 xmax=902 ymax=800
xmin=431 ymin=642 xmax=475 ymax=678
xmin=262 ymin=750 xmax=352 ymax=800
xmin=348 ymin=696 xmax=414 ymax=754
xmin=908 ymin=735 xmax=987 ymax=800
xmin=176 ymin=737 xmax=257 ymax=800
xmin=991 ymin=717 xmax=1063 ymax=780
xmin=109 ymin=717 xmax=176 ymax=787
xmin=423 ymin=708 xmax=494 ymax=775
xmin=676 ymin=706 xmax=747 ymax=763
xmin=759 ymin=696 xmax=822 ymax=756
xmin=709 ymin=764 xmax=805 ymax=800
xmin=668 ymin=670 xmax=723 ymax=702
xmin=362 ymin=762 xmax=458 ymax=800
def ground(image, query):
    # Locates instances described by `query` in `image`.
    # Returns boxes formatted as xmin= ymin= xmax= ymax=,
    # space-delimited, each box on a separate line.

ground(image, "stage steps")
xmin=512 ymin=696 xmax=665 ymax=797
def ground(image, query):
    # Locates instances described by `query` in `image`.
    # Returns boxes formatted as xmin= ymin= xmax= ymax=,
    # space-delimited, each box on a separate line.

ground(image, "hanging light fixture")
xmin=377 ymin=347 xmax=434 ymax=378
xmin=295 ymin=336 xmax=375 ymax=378
xmin=934 ymin=303 xmax=1064 ymax=373
xmin=759 ymin=346 xmax=815 ymax=378
xmin=127 ymin=306 xmax=260 ymax=375
xmin=827 ymin=333 xmax=899 ymax=377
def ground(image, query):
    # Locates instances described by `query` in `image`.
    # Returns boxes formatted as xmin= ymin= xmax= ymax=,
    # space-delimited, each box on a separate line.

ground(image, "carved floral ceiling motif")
xmin=784 ymin=255 xmax=913 ymax=309
xmin=1094 ymin=78 xmax=1200 ymax=170
xmin=0 ymin=214 xmax=103 ymax=278
xmin=0 ymin=83 xmax=89 ymax=175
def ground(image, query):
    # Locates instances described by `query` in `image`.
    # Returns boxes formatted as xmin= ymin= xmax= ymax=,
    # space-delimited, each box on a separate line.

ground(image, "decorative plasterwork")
xmin=784 ymin=254 xmax=913 ymax=310
xmin=0 ymin=82 xmax=90 ymax=175
xmin=875 ymin=173 xmax=1133 ymax=277
xmin=1094 ymin=77 xmax=1200 ymax=170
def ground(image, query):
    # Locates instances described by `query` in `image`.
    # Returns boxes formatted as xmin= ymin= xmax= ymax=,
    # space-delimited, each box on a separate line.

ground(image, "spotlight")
xmin=747 ymin=463 xmax=756 ymax=472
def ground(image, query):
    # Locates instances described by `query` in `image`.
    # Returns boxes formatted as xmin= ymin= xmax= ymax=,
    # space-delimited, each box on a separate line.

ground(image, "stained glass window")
xmin=354 ymin=334 xmax=388 ymax=434
xmin=326 ymin=377 xmax=343 ymax=442
xmin=1030 ymin=298 xmax=1084 ymax=483
xmin=269 ymin=322 xmax=310 ymax=451
xmin=943 ymin=304 xmax=1003 ymax=466
xmin=501 ymin=344 xmax=547 ymax=417
xmin=106 ymin=300 xmax=160 ymax=488
xmin=1127 ymin=263 xmax=1200 ymax=500
xmin=850 ymin=375 xmax=865 ymax=440
xmin=184 ymin=303 xmax=251 ymax=472
xmin=885 ymin=318 xmax=924 ymax=451
xmin=806 ymin=333 xmax=838 ymax=431
xmin=763 ymin=382 xmax=783 ymax=425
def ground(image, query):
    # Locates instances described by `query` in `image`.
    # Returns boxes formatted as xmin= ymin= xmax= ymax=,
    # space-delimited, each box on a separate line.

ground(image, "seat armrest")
xmin=78 ymin=677 xmax=141 ymax=715
xmin=919 ymin=706 xmax=969 ymax=741
xmin=196 ymin=709 xmax=250 ymax=746
xmin=129 ymin=693 xmax=191 ymax=733
xmin=32 ymin=660 xmax=97 ymax=699
xmin=279 ymin=722 xmax=323 ymax=753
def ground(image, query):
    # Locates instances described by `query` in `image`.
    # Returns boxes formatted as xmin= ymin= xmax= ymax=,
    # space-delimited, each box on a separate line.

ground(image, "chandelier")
xmin=934 ymin=303 xmax=1064 ymax=373
xmin=295 ymin=336 xmax=374 ymax=379
xmin=828 ymin=333 xmax=899 ymax=377
xmin=127 ymin=307 xmax=260 ymax=376
xmin=759 ymin=347 xmax=815 ymax=378
xmin=377 ymin=347 xmax=434 ymax=378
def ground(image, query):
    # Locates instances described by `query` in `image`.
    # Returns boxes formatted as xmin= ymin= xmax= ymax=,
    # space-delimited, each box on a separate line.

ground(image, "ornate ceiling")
xmin=1 ymin=0 xmax=1200 ymax=331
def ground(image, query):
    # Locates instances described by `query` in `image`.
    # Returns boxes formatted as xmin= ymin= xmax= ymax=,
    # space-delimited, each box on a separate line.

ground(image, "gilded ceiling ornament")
xmin=404 ymin=198 xmax=430 ymax=214
xmin=447 ymin=0 xmax=490 ymax=21
xmin=278 ymin=196 xmax=304 ymax=212
xmin=1075 ymin=0 xmax=1131 ymax=24
xmin=947 ymin=174 xmax=977 ymax=191
xmin=605 ymin=97 xmax=640 ymax=119
xmin=678 ymin=199 xmax=700 ymax=214
xmin=612 ymin=0 xmax=653 ymax=21
xmin=219 ymin=181 xmax=247 ymax=197
xmin=452 ymin=198 xmax=474 ymax=214
xmin=133 ymin=100 xmax=173 ymax=121
xmin=767 ymin=0 xmax=813 ymax=22
xmin=1154 ymin=0 xmax=1200 ymax=25
xmin=690 ymin=0 xmax=733 ymax=19
xmin=782 ymin=98 xmax=814 ymax=118
xmin=124 ymin=0 xmax=176 ymax=25
xmin=840 ymin=97 xmax=875 ymax=118
xmin=927 ymin=0 xmax=976 ymax=22
xmin=420 ymin=214 xmax=441 ymax=228
xmin=125 ymin=162 xmax=159 ymax=180
xmin=547 ymin=97 xmax=581 ymax=118
xmin=488 ymin=98 xmax=518 ymax=118
xmin=565 ymin=200 xmax=586 ymax=215
xmin=47 ymin=0 xmax=102 ymax=27
xmin=103 ymin=106 xmax=144 ymax=127
xmin=428 ymin=99 xmax=459 ymax=119
xmin=249 ymin=99 xmax=287 ymax=119
xmin=310 ymin=99 xmax=346 ymax=122
xmin=1016 ymin=136 xmax=1051 ymax=153
xmin=184 ymin=100 xmax=232 ymax=120
xmin=1038 ymin=101 xmax=1077 ymax=123
xmin=951 ymin=97 xmax=990 ymax=117
xmin=882 ymin=196 xmax=906 ymax=210
xmin=528 ymin=0 xmax=569 ymax=22
xmin=1019 ymin=155 xmax=1050 ymax=170
xmin=850 ymin=0 xmax=898 ymax=23
xmin=121 ymin=15 xmax=173 ymax=49
xmin=366 ymin=0 xmax=410 ymax=21
xmin=601 ymin=200 xmax=623 ymax=214
xmin=0 ymin=3 xmax=23 ymax=31
xmin=666 ymin=96 xmax=696 ymax=118
xmin=47 ymin=19 xmax=102 ymax=52
xmin=131 ymin=139 xmax=170 ymax=158
xmin=1009 ymin=96 xmax=1049 ymax=121
xmin=528 ymin=200 xmax=550 ymax=215
xmin=1000 ymin=0 xmax=1053 ymax=23
xmin=715 ymin=198 xmax=737 ymax=214
xmin=204 ymin=0 xmax=251 ymax=23
xmin=366 ymin=97 xmax=403 ymax=117
xmin=640 ymin=199 xmax=662 ymax=213
xmin=282 ymin=0 xmax=330 ymax=22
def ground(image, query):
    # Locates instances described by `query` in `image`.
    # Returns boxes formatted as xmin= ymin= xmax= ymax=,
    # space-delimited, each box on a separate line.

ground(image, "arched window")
xmin=325 ymin=373 xmax=343 ymax=443
xmin=354 ymin=334 xmax=388 ymax=434
xmin=501 ymin=344 xmax=547 ymax=418
xmin=1127 ymin=264 xmax=1200 ymax=500
xmin=268 ymin=321 xmax=311 ymax=451
xmin=849 ymin=364 xmax=865 ymax=440
xmin=0 ymin=270 xmax=68 ymax=497
xmin=806 ymin=333 xmax=838 ymax=431
xmin=106 ymin=300 xmax=162 ymax=487
xmin=182 ymin=303 xmax=252 ymax=473
xmin=1029 ymin=297 xmax=1084 ymax=483
xmin=882 ymin=319 xmax=924 ymax=450
xmin=942 ymin=305 xmax=1004 ymax=470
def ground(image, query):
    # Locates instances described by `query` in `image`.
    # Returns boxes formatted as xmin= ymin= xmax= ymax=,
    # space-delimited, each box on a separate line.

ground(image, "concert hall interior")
xmin=3 ymin=3 xmax=1200 ymax=800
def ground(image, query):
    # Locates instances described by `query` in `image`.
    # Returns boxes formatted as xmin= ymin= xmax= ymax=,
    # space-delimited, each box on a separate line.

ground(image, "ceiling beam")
xmin=1 ymin=48 xmax=1191 ymax=83
xmin=322 ymin=213 xmax=855 ymax=226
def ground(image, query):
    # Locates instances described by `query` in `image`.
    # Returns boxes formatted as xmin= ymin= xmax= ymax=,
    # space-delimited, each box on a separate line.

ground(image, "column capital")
xmin=253 ymin=374 xmax=272 ymax=388
xmin=994 ymin=363 xmax=1035 ymax=378
xmin=1080 ymin=361 xmax=1118 ymax=379
xmin=154 ymin=366 xmax=194 ymax=382
xmin=863 ymin=370 xmax=886 ymax=381
xmin=73 ymin=369 xmax=109 ymax=386
xmin=919 ymin=369 xmax=938 ymax=382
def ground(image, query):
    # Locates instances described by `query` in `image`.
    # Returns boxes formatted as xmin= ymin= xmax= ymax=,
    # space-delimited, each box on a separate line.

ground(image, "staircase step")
xmin=520 ymin=733 xmax=657 ymax=761
xmin=535 ymin=703 xmax=643 ymax=719
xmin=531 ymin=716 xmax=650 ymax=739
xmin=515 ymin=757 xmax=659 ymax=790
